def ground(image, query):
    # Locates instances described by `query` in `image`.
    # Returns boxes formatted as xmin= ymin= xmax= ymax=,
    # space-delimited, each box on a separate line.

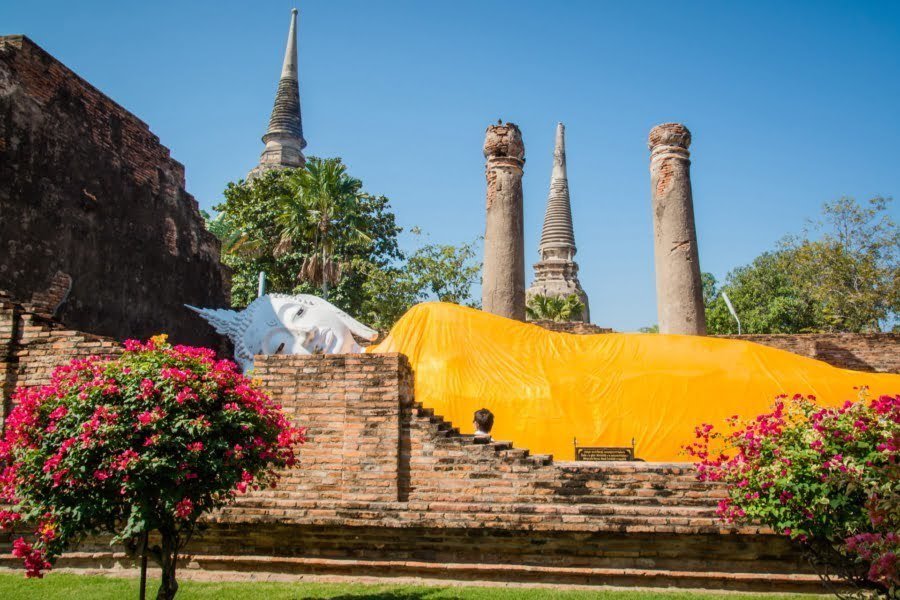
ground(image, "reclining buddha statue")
xmin=191 ymin=298 xmax=898 ymax=462
xmin=367 ymin=302 xmax=899 ymax=462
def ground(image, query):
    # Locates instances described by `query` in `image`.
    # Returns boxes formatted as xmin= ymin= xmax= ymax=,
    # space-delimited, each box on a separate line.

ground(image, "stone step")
xmin=499 ymin=448 xmax=530 ymax=460
xmin=529 ymin=454 xmax=553 ymax=466
xmin=399 ymin=494 xmax=719 ymax=508
xmin=231 ymin=498 xmax=719 ymax=518
xmin=45 ymin=552 xmax=827 ymax=593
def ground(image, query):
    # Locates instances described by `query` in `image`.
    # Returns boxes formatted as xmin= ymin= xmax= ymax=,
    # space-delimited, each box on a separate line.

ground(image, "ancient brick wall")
xmin=530 ymin=319 xmax=899 ymax=374
xmin=718 ymin=333 xmax=900 ymax=374
xmin=0 ymin=35 xmax=229 ymax=346
xmin=0 ymin=294 xmax=120 ymax=424
xmin=531 ymin=320 xmax=613 ymax=334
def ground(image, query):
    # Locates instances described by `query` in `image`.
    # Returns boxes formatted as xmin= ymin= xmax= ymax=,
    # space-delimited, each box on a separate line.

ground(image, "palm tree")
xmin=275 ymin=158 xmax=372 ymax=298
xmin=205 ymin=212 xmax=265 ymax=259
xmin=526 ymin=294 xmax=586 ymax=322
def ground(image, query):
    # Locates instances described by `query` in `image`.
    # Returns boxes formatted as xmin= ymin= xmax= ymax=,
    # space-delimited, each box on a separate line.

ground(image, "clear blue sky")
xmin=3 ymin=0 xmax=899 ymax=330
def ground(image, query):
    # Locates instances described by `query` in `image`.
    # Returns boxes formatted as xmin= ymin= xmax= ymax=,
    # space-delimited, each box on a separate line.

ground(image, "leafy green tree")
xmin=526 ymin=294 xmax=586 ymax=322
xmin=212 ymin=159 xmax=401 ymax=313
xmin=705 ymin=251 xmax=822 ymax=334
xmin=405 ymin=241 xmax=481 ymax=306
xmin=359 ymin=238 xmax=482 ymax=331
xmin=781 ymin=197 xmax=899 ymax=332
xmin=274 ymin=159 xmax=374 ymax=298
xmin=705 ymin=197 xmax=898 ymax=334
xmin=209 ymin=161 xmax=480 ymax=331
xmin=701 ymin=272 xmax=718 ymax=308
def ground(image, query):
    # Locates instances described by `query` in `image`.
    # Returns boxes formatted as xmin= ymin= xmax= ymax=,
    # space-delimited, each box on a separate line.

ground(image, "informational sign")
xmin=575 ymin=446 xmax=634 ymax=461
xmin=573 ymin=437 xmax=637 ymax=461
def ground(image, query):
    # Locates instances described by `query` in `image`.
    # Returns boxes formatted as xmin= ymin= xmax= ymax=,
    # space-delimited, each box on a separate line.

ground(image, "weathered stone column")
xmin=482 ymin=122 xmax=526 ymax=321
xmin=648 ymin=123 xmax=706 ymax=335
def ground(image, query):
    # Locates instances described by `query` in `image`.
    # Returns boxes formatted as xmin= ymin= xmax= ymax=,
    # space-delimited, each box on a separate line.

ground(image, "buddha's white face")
xmin=189 ymin=294 xmax=379 ymax=373
xmin=254 ymin=298 xmax=316 ymax=357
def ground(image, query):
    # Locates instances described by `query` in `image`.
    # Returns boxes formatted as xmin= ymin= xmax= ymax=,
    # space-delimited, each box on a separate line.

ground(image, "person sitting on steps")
xmin=473 ymin=408 xmax=494 ymax=441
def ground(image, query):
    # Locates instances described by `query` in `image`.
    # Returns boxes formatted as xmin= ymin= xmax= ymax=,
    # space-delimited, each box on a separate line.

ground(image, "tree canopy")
xmin=209 ymin=158 xmax=481 ymax=331
xmin=706 ymin=197 xmax=898 ymax=334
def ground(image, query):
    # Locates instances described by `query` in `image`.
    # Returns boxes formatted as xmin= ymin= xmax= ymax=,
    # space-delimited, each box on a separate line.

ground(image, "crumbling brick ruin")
xmin=0 ymin=36 xmax=229 ymax=346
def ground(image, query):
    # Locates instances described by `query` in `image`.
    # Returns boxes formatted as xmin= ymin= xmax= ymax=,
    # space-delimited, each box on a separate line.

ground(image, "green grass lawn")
xmin=0 ymin=572 xmax=823 ymax=600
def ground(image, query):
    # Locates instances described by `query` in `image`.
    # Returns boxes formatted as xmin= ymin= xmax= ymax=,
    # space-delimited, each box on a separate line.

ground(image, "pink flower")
xmin=175 ymin=387 xmax=198 ymax=404
xmin=138 ymin=379 xmax=157 ymax=399
xmin=186 ymin=441 xmax=204 ymax=453
xmin=236 ymin=470 xmax=254 ymax=493
xmin=135 ymin=406 xmax=165 ymax=427
xmin=123 ymin=339 xmax=145 ymax=352
xmin=161 ymin=368 xmax=195 ymax=384
xmin=0 ymin=509 xmax=21 ymax=530
xmin=112 ymin=449 xmax=140 ymax=471
xmin=11 ymin=538 xmax=50 ymax=578
xmin=175 ymin=498 xmax=194 ymax=519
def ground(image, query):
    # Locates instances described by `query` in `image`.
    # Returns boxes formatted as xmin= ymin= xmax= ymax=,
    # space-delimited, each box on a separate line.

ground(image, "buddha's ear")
xmin=336 ymin=310 xmax=379 ymax=341
xmin=304 ymin=295 xmax=379 ymax=341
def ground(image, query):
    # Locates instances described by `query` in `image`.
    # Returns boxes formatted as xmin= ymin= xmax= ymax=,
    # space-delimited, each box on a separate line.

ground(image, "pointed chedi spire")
xmin=248 ymin=8 xmax=307 ymax=179
xmin=526 ymin=122 xmax=591 ymax=322
xmin=538 ymin=123 xmax=576 ymax=259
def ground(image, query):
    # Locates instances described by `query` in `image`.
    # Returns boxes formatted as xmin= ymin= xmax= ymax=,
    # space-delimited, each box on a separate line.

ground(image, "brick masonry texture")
xmin=532 ymin=320 xmax=613 ymax=334
xmin=0 ymin=36 xmax=229 ymax=346
xmin=718 ymin=333 xmax=900 ymax=374
xmin=532 ymin=321 xmax=899 ymax=373
xmin=0 ymin=293 xmax=121 ymax=424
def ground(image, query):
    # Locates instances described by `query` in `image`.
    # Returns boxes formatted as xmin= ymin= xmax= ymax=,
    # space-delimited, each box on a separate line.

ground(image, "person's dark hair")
xmin=473 ymin=408 xmax=494 ymax=433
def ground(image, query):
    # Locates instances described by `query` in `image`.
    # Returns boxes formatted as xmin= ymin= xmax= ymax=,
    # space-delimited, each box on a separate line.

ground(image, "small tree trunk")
xmin=155 ymin=530 xmax=179 ymax=600
xmin=139 ymin=531 xmax=148 ymax=600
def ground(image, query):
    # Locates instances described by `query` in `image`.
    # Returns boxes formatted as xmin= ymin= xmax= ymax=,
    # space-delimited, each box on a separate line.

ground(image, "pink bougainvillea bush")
xmin=0 ymin=335 xmax=305 ymax=599
xmin=684 ymin=392 xmax=899 ymax=597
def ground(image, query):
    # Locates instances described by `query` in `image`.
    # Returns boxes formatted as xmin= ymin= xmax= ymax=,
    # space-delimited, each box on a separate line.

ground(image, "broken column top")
xmin=648 ymin=123 xmax=691 ymax=151
xmin=484 ymin=122 xmax=525 ymax=161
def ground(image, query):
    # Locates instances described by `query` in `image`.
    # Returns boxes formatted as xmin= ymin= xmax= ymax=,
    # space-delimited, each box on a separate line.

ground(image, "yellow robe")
xmin=369 ymin=302 xmax=899 ymax=462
